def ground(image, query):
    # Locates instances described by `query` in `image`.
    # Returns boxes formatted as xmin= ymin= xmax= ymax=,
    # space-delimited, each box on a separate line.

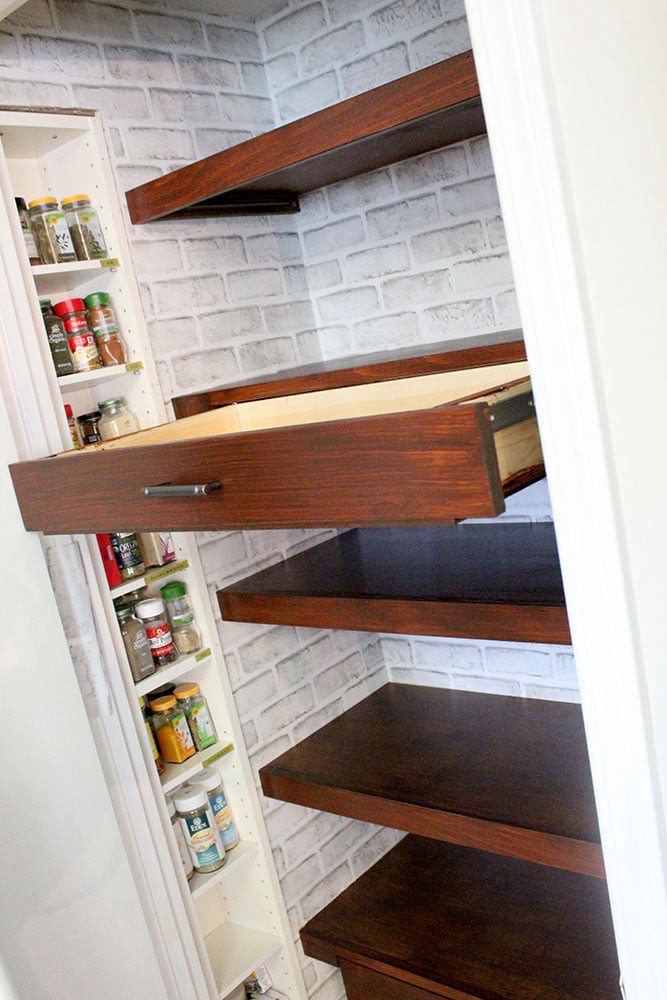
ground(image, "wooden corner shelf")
xmin=126 ymin=50 xmax=484 ymax=223
xmin=301 ymin=836 xmax=620 ymax=1000
xmin=260 ymin=683 xmax=602 ymax=877
xmin=218 ymin=522 xmax=568 ymax=644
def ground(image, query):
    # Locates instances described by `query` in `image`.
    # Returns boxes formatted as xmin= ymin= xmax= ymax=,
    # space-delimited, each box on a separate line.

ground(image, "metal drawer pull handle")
xmin=142 ymin=481 xmax=222 ymax=498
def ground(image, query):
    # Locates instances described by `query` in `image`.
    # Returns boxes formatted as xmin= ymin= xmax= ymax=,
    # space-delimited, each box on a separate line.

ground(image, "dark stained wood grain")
xmin=260 ymin=684 xmax=603 ymax=877
xmin=301 ymin=837 xmax=620 ymax=1000
xmin=172 ymin=331 xmax=525 ymax=417
xmin=10 ymin=405 xmax=505 ymax=535
xmin=218 ymin=524 xmax=571 ymax=644
xmin=126 ymin=52 xmax=484 ymax=223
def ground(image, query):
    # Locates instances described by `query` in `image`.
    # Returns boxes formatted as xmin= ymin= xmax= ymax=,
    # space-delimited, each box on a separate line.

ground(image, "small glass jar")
xmin=167 ymin=796 xmax=194 ymax=881
xmin=62 ymin=194 xmax=108 ymax=260
xmin=111 ymin=532 xmax=145 ymax=582
xmin=173 ymin=786 xmax=225 ymax=874
xmin=150 ymin=695 xmax=195 ymax=763
xmin=188 ymin=767 xmax=240 ymax=851
xmin=97 ymin=396 xmax=139 ymax=441
xmin=40 ymin=300 xmax=74 ymax=377
xmin=84 ymin=292 xmax=126 ymax=366
xmin=140 ymin=697 xmax=164 ymax=776
xmin=28 ymin=197 xmax=77 ymax=264
xmin=53 ymin=298 xmax=102 ymax=373
xmin=64 ymin=405 xmax=81 ymax=450
xmin=116 ymin=606 xmax=155 ymax=683
xmin=161 ymin=581 xmax=201 ymax=655
xmin=15 ymin=197 xmax=40 ymax=265
xmin=77 ymin=409 xmax=103 ymax=446
xmin=135 ymin=597 xmax=177 ymax=667
xmin=174 ymin=683 xmax=217 ymax=752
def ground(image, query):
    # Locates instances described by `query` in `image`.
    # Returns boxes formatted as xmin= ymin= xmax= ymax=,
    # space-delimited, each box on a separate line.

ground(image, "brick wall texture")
xmin=2 ymin=1 xmax=579 ymax=996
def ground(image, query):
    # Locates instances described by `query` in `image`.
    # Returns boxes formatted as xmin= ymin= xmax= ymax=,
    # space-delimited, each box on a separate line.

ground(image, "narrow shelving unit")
xmin=204 ymin=923 xmax=283 ymax=999
xmin=190 ymin=840 xmax=258 ymax=901
xmin=134 ymin=646 xmax=212 ymax=697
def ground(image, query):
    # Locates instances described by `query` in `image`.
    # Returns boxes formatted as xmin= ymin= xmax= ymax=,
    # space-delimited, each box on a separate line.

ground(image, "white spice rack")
xmin=134 ymin=645 xmax=212 ymax=698
xmin=161 ymin=739 xmax=235 ymax=795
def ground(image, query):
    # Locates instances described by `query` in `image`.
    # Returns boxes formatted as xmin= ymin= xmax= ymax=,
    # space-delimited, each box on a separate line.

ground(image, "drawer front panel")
xmin=10 ymin=405 xmax=502 ymax=534
xmin=340 ymin=961 xmax=454 ymax=1000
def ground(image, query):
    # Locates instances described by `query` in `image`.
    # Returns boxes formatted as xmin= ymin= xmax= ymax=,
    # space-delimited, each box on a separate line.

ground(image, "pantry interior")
xmin=0 ymin=2 xmax=633 ymax=1000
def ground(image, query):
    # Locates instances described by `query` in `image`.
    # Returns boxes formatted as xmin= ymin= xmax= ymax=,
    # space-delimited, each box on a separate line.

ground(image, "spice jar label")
xmin=46 ymin=213 xmax=75 ymax=255
xmin=171 ymin=710 xmax=194 ymax=754
xmin=144 ymin=622 xmax=175 ymax=659
xmin=182 ymin=813 xmax=222 ymax=867
xmin=191 ymin=704 xmax=216 ymax=748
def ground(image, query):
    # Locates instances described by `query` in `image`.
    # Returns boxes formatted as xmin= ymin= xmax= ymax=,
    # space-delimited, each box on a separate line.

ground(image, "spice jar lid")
xmin=61 ymin=194 xmax=90 ymax=206
xmin=39 ymin=299 xmax=52 ymax=310
xmin=77 ymin=410 xmax=102 ymax=423
xmin=64 ymin=404 xmax=74 ymax=419
xmin=174 ymin=682 xmax=199 ymax=700
xmin=98 ymin=396 xmax=125 ymax=410
xmin=135 ymin=597 xmax=166 ymax=619
xmin=162 ymin=581 xmax=186 ymax=601
xmin=84 ymin=291 xmax=110 ymax=308
xmin=173 ymin=785 xmax=210 ymax=814
xmin=116 ymin=605 xmax=134 ymax=621
xmin=150 ymin=695 xmax=176 ymax=712
xmin=188 ymin=767 xmax=221 ymax=794
xmin=28 ymin=196 xmax=59 ymax=209
xmin=53 ymin=298 xmax=86 ymax=317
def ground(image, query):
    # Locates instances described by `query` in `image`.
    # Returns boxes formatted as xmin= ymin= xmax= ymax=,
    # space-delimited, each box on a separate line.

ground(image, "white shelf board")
xmin=190 ymin=841 xmax=257 ymax=901
xmin=31 ymin=259 xmax=119 ymax=278
xmin=204 ymin=922 xmax=282 ymax=999
xmin=32 ymin=258 xmax=120 ymax=293
xmin=109 ymin=558 xmax=190 ymax=601
xmin=58 ymin=361 xmax=143 ymax=392
xmin=161 ymin=740 xmax=235 ymax=795
xmin=135 ymin=646 xmax=212 ymax=698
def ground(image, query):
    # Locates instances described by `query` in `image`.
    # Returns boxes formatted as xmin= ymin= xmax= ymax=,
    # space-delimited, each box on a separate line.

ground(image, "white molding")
xmin=465 ymin=3 xmax=667 ymax=995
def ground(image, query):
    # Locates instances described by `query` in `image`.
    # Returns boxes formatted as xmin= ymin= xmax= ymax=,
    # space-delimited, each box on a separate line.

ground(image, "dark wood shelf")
xmin=126 ymin=51 xmax=484 ymax=222
xmin=173 ymin=330 xmax=524 ymax=417
xmin=218 ymin=523 xmax=568 ymax=644
xmin=301 ymin=836 xmax=620 ymax=1000
xmin=260 ymin=683 xmax=602 ymax=877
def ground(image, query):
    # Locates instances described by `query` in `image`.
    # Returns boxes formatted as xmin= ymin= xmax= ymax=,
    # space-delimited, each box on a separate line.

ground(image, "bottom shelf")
xmin=204 ymin=921 xmax=282 ymax=999
xmin=301 ymin=836 xmax=620 ymax=1000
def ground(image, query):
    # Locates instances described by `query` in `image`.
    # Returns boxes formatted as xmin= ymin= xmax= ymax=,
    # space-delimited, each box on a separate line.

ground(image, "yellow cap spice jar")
xmin=28 ymin=197 xmax=77 ymax=264
xmin=174 ymin=683 xmax=217 ymax=752
xmin=150 ymin=695 xmax=195 ymax=764
xmin=61 ymin=194 xmax=108 ymax=260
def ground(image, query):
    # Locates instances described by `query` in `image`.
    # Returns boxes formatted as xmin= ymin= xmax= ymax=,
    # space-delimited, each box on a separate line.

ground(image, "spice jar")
xmin=64 ymin=405 xmax=81 ymax=450
xmin=174 ymin=785 xmax=226 ymax=874
xmin=140 ymin=697 xmax=164 ymax=776
xmin=167 ymin=796 xmax=194 ymax=881
xmin=40 ymin=300 xmax=74 ymax=377
xmin=174 ymin=683 xmax=217 ymax=752
xmin=28 ymin=197 xmax=76 ymax=264
xmin=111 ymin=532 xmax=145 ymax=582
xmin=53 ymin=298 xmax=102 ymax=372
xmin=161 ymin=581 xmax=201 ymax=655
xmin=62 ymin=194 xmax=108 ymax=260
xmin=77 ymin=410 xmax=102 ymax=446
xmin=189 ymin=767 xmax=239 ymax=851
xmin=136 ymin=597 xmax=177 ymax=667
xmin=150 ymin=695 xmax=195 ymax=763
xmin=97 ymin=397 xmax=139 ymax=441
xmin=116 ymin=605 xmax=155 ymax=683
xmin=84 ymin=292 xmax=126 ymax=366
xmin=15 ymin=197 xmax=40 ymax=265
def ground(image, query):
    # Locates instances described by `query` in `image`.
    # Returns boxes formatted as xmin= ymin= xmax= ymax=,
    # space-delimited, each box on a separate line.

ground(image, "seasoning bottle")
xmin=188 ymin=767 xmax=239 ymax=851
xmin=28 ymin=197 xmax=77 ymax=264
xmin=161 ymin=581 xmax=201 ymax=656
xmin=116 ymin=605 xmax=155 ymax=683
xmin=140 ymin=697 xmax=164 ymax=776
xmin=61 ymin=194 xmax=108 ymax=260
xmin=111 ymin=532 xmax=145 ymax=582
xmin=174 ymin=683 xmax=216 ymax=752
xmin=84 ymin=292 xmax=126 ymax=366
xmin=135 ymin=597 xmax=177 ymax=667
xmin=77 ymin=410 xmax=102 ymax=446
xmin=150 ymin=695 xmax=196 ymax=764
xmin=139 ymin=532 xmax=176 ymax=569
xmin=53 ymin=298 xmax=103 ymax=372
xmin=174 ymin=785 xmax=226 ymax=874
xmin=15 ymin=197 xmax=40 ymax=265
xmin=97 ymin=397 xmax=139 ymax=440
xmin=167 ymin=796 xmax=194 ymax=881
xmin=64 ymin=404 xmax=81 ymax=450
xmin=40 ymin=300 xmax=74 ymax=377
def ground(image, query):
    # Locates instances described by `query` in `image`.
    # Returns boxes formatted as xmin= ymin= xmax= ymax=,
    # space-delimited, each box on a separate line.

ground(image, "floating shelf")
xmin=57 ymin=360 xmax=143 ymax=392
xmin=135 ymin=646 xmax=212 ymax=698
xmin=161 ymin=739 xmax=234 ymax=795
xmin=301 ymin=836 xmax=620 ymax=1000
xmin=190 ymin=840 xmax=257 ymax=901
xmin=204 ymin=921 xmax=282 ymax=999
xmin=218 ymin=523 xmax=569 ymax=645
xmin=126 ymin=50 xmax=484 ymax=223
xmin=261 ymin=683 xmax=602 ymax=876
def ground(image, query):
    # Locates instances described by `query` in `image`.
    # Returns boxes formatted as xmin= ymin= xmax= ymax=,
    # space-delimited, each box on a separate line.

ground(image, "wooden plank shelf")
xmin=218 ymin=523 xmax=568 ymax=644
xmin=301 ymin=836 xmax=620 ymax=1000
xmin=126 ymin=51 xmax=484 ymax=223
xmin=260 ymin=684 xmax=602 ymax=877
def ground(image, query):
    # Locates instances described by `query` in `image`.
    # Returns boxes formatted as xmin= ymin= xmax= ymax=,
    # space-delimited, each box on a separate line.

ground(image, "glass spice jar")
xmin=174 ymin=785 xmax=225 ymax=874
xmin=84 ymin=292 xmax=126 ymax=366
xmin=62 ymin=194 xmax=108 ymax=260
xmin=97 ymin=396 xmax=139 ymax=441
xmin=140 ymin=697 xmax=164 ymax=776
xmin=167 ymin=796 xmax=194 ymax=880
xmin=150 ymin=695 xmax=195 ymax=764
xmin=64 ymin=405 xmax=81 ymax=450
xmin=53 ymin=298 xmax=102 ymax=373
xmin=174 ymin=683 xmax=217 ymax=752
xmin=110 ymin=531 xmax=145 ymax=582
xmin=77 ymin=409 xmax=103 ymax=446
xmin=135 ymin=597 xmax=178 ymax=668
xmin=116 ymin=605 xmax=155 ymax=683
xmin=188 ymin=767 xmax=240 ymax=851
xmin=28 ymin=197 xmax=77 ymax=264
xmin=161 ymin=581 xmax=201 ymax=655
xmin=15 ymin=197 xmax=40 ymax=265
xmin=40 ymin=300 xmax=74 ymax=377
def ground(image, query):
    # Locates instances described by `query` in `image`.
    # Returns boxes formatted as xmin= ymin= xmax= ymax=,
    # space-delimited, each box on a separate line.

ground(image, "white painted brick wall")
xmin=3 ymin=3 xmax=578 ymax=996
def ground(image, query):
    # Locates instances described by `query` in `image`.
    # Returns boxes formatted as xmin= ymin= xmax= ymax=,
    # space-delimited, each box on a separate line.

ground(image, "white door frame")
xmin=465 ymin=3 xmax=667 ymax=996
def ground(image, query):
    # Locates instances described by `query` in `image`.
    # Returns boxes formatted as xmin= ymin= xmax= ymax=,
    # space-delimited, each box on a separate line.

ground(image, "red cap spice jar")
xmin=135 ymin=597 xmax=178 ymax=668
xmin=54 ymin=298 xmax=103 ymax=373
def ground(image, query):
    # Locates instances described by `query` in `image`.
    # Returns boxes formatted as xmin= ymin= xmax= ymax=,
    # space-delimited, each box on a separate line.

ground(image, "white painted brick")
xmin=303 ymin=216 xmax=365 ymax=258
xmin=300 ymin=21 xmax=366 ymax=75
xmin=150 ymin=88 xmax=217 ymax=124
xmin=412 ymin=221 xmax=485 ymax=264
xmin=0 ymin=78 xmax=70 ymax=106
xmin=239 ymin=627 xmax=300 ymax=675
xmin=207 ymin=25 xmax=262 ymax=59
xmin=108 ymin=128 xmax=124 ymax=157
xmin=235 ymin=670 xmax=278 ymax=719
xmin=136 ymin=11 xmax=204 ymax=49
xmin=392 ymin=666 xmax=452 ymax=687
xmin=147 ymin=315 xmax=195 ymax=356
xmin=413 ymin=640 xmax=482 ymax=672
xmin=353 ymin=311 xmax=419 ymax=349
xmin=468 ymin=135 xmax=494 ymax=176
xmin=440 ymin=177 xmax=501 ymax=218
xmin=264 ymin=3 xmax=327 ymax=54
xmin=293 ymin=697 xmax=346 ymax=741
xmin=452 ymin=253 xmax=513 ymax=291
xmin=177 ymin=54 xmax=240 ymax=89
xmin=350 ymin=827 xmax=400 ymax=877
xmin=246 ymin=232 xmax=302 ymax=263
xmin=367 ymin=193 xmax=439 ymax=239
xmin=115 ymin=164 xmax=162 ymax=189
xmin=259 ymin=684 xmax=315 ymax=739
xmin=340 ymin=43 xmax=409 ymax=97
xmin=266 ymin=53 xmax=298 ymax=90
xmin=382 ymin=268 xmax=451 ymax=309
xmin=249 ymin=733 xmax=291 ymax=774
xmin=125 ymin=127 xmax=193 ymax=160
xmin=22 ymin=35 xmax=96 ymax=76
xmin=7 ymin=0 xmax=52 ymax=29
xmin=296 ymin=330 xmax=323 ymax=361
xmin=310 ymin=324 xmax=352 ymax=357
xmin=154 ymin=274 xmax=226 ymax=313
xmin=300 ymin=862 xmax=352 ymax=922
xmin=242 ymin=61 xmax=269 ymax=96
xmin=487 ymin=215 xmax=507 ymax=249
xmin=411 ymin=15 xmax=470 ymax=68
xmin=317 ymin=286 xmax=379 ymax=322
xmin=0 ymin=30 xmax=18 ymax=69
xmin=276 ymin=636 xmax=332 ymax=689
xmin=298 ymin=189 xmax=328 ymax=224
xmin=200 ymin=307 xmax=262 ymax=344
xmin=228 ymin=267 xmax=283 ymax=301
xmin=495 ymin=289 xmax=521 ymax=326
xmin=422 ymin=297 xmax=495 ymax=337
xmin=310 ymin=971 xmax=346 ymax=1000
xmin=276 ymin=71 xmax=339 ymax=122
xmin=184 ymin=236 xmax=246 ymax=271
xmin=280 ymin=853 xmax=322 ymax=903
xmin=263 ymin=300 xmax=315 ymax=334
xmin=344 ymin=242 xmax=410 ymax=282
xmin=73 ymin=85 xmax=149 ymax=120
xmin=314 ymin=652 xmax=366 ymax=700
xmin=486 ymin=646 xmax=553 ymax=677
xmin=369 ymin=0 xmax=450 ymax=40
xmin=524 ymin=685 xmax=580 ymax=703
xmin=132 ymin=239 xmax=182 ymax=275
xmin=54 ymin=1 xmax=132 ymax=40
xmin=285 ymin=260 xmax=342 ymax=294
xmin=284 ymin=812 xmax=341 ymax=867
xmin=394 ymin=146 xmax=468 ymax=192
xmin=264 ymin=801 xmax=305 ymax=842
xmin=556 ymin=652 xmax=578 ymax=684
xmin=198 ymin=533 xmax=247 ymax=580
xmin=449 ymin=674 xmax=521 ymax=696
xmin=172 ymin=348 xmax=239 ymax=391
xmin=239 ymin=336 xmax=297 ymax=372
xmin=327 ymin=170 xmax=394 ymax=214
xmin=379 ymin=638 xmax=414 ymax=667
xmin=194 ymin=128 xmax=252 ymax=157
xmin=104 ymin=45 xmax=176 ymax=84
xmin=219 ymin=92 xmax=274 ymax=126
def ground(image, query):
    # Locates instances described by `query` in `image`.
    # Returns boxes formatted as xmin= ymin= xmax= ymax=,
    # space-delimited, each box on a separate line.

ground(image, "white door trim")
xmin=465 ymin=3 xmax=667 ymax=996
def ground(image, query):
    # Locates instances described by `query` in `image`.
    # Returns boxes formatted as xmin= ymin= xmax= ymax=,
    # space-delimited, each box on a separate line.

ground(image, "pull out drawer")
xmin=10 ymin=360 xmax=542 ymax=534
xmin=340 ymin=962 xmax=441 ymax=1000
